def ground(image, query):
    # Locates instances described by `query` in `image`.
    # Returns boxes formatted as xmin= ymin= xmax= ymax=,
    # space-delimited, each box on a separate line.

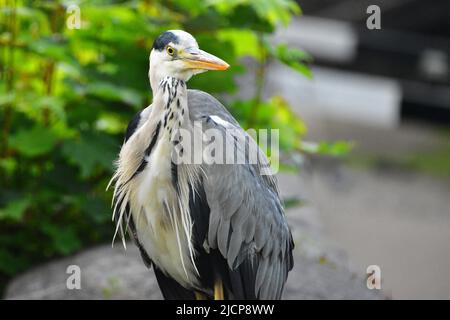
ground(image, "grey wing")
xmin=188 ymin=90 xmax=294 ymax=299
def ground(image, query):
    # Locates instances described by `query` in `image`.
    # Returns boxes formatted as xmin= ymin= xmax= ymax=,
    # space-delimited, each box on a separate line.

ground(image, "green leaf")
xmin=217 ymin=29 xmax=261 ymax=60
xmin=0 ymin=92 xmax=15 ymax=106
xmin=29 ymin=37 xmax=70 ymax=62
xmin=81 ymin=197 xmax=110 ymax=224
xmin=40 ymin=224 xmax=81 ymax=255
xmin=0 ymin=249 xmax=28 ymax=275
xmin=0 ymin=198 xmax=31 ymax=222
xmin=0 ymin=158 xmax=17 ymax=176
xmin=266 ymin=96 xmax=307 ymax=150
xmin=85 ymin=82 xmax=143 ymax=107
xmin=62 ymin=132 xmax=117 ymax=178
xmin=95 ymin=112 xmax=127 ymax=134
xmin=271 ymin=43 xmax=313 ymax=78
xmin=36 ymin=96 xmax=66 ymax=121
xmin=9 ymin=126 xmax=59 ymax=157
xmin=207 ymin=0 xmax=300 ymax=26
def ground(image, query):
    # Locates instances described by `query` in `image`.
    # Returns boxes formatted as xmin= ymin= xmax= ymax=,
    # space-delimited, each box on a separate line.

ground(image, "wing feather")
xmin=187 ymin=89 xmax=294 ymax=299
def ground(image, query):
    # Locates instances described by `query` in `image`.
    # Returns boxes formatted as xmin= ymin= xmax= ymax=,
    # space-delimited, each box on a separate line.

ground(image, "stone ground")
xmin=4 ymin=172 xmax=384 ymax=300
xmin=312 ymin=165 xmax=450 ymax=299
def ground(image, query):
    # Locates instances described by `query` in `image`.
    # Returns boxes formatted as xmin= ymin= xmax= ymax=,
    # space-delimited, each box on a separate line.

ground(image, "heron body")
xmin=109 ymin=30 xmax=294 ymax=299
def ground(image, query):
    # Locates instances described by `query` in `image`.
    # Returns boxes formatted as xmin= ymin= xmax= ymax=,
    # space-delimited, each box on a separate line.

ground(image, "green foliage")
xmin=229 ymin=96 xmax=307 ymax=151
xmin=271 ymin=43 xmax=313 ymax=78
xmin=0 ymin=198 xmax=31 ymax=221
xmin=62 ymin=132 xmax=118 ymax=178
xmin=0 ymin=0 xmax=348 ymax=291
xmin=9 ymin=126 xmax=59 ymax=157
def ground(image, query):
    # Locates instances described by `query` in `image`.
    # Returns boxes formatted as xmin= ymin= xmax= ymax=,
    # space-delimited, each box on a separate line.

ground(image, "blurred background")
xmin=0 ymin=0 xmax=449 ymax=299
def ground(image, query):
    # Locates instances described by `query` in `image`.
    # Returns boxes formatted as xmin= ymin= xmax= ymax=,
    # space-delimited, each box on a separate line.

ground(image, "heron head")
xmin=149 ymin=30 xmax=229 ymax=91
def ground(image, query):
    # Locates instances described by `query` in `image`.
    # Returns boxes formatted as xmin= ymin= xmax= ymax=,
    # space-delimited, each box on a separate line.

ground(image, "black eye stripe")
xmin=152 ymin=31 xmax=179 ymax=51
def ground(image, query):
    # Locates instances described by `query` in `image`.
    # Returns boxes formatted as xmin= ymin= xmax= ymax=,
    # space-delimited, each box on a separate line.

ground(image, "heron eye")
xmin=166 ymin=46 xmax=175 ymax=56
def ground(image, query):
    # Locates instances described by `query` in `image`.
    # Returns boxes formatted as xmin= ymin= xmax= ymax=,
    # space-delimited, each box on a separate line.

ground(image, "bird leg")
xmin=195 ymin=291 xmax=207 ymax=300
xmin=214 ymin=277 xmax=224 ymax=300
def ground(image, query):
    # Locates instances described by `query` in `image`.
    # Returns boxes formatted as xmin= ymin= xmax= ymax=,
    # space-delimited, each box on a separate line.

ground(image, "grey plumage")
xmin=195 ymin=93 xmax=294 ymax=299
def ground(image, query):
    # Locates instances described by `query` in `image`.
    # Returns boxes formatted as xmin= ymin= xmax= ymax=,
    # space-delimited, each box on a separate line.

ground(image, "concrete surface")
xmin=307 ymin=164 xmax=450 ymax=299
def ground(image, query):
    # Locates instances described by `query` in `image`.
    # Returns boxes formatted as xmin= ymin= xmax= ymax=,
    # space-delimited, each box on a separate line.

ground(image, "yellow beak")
xmin=181 ymin=48 xmax=229 ymax=71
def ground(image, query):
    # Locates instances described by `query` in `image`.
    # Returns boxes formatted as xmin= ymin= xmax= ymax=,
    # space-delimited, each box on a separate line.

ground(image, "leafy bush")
xmin=0 ymin=0 xmax=342 ymax=291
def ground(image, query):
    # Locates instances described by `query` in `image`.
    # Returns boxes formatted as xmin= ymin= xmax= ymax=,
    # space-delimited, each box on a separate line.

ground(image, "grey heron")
xmin=109 ymin=30 xmax=294 ymax=300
